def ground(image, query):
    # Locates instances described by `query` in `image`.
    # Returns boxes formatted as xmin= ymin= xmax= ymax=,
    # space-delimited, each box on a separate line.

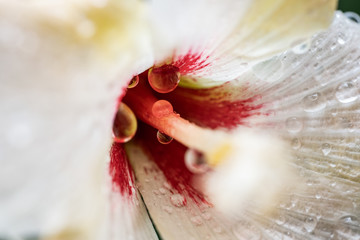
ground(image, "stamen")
xmin=127 ymin=75 xmax=139 ymax=89
xmin=152 ymin=100 xmax=174 ymax=118
xmin=157 ymin=131 xmax=173 ymax=144
xmin=148 ymin=65 xmax=180 ymax=93
xmin=185 ymin=149 xmax=209 ymax=174
xmin=112 ymin=102 xmax=137 ymax=143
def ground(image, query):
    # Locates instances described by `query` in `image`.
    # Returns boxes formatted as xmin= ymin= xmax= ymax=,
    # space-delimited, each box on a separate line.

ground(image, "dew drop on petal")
xmin=335 ymin=215 xmax=360 ymax=238
xmin=335 ymin=81 xmax=359 ymax=103
xmin=291 ymin=138 xmax=301 ymax=150
xmin=201 ymin=212 xmax=212 ymax=220
xmin=345 ymin=11 xmax=360 ymax=23
xmin=285 ymin=117 xmax=303 ymax=133
xmin=152 ymin=100 xmax=174 ymax=118
xmin=159 ymin=187 xmax=167 ymax=194
xmin=157 ymin=131 xmax=173 ymax=144
xmin=339 ymin=215 xmax=359 ymax=226
xmin=275 ymin=215 xmax=286 ymax=225
xmin=148 ymin=65 xmax=180 ymax=93
xmin=162 ymin=206 xmax=173 ymax=214
xmin=128 ymin=75 xmax=139 ymax=88
xmin=185 ymin=149 xmax=209 ymax=174
xmin=337 ymin=32 xmax=347 ymax=45
xmin=302 ymin=92 xmax=326 ymax=112
xmin=321 ymin=143 xmax=332 ymax=156
xmin=292 ymin=42 xmax=310 ymax=55
xmin=112 ymin=102 xmax=137 ymax=143
xmin=190 ymin=216 xmax=203 ymax=226
xmin=304 ymin=217 xmax=317 ymax=233
xmin=170 ymin=194 xmax=186 ymax=207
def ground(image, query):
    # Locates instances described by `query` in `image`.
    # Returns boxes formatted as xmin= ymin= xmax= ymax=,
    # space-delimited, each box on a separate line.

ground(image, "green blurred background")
xmin=338 ymin=0 xmax=360 ymax=14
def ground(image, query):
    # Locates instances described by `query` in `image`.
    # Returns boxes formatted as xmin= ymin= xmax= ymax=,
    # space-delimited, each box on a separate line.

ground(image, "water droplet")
xmin=302 ymin=92 xmax=326 ymax=112
xmin=335 ymin=215 xmax=360 ymax=238
xmin=345 ymin=11 xmax=360 ymax=23
xmin=159 ymin=187 xmax=167 ymax=194
xmin=285 ymin=117 xmax=303 ymax=133
xmin=291 ymin=138 xmax=301 ymax=150
xmin=337 ymin=32 xmax=347 ymax=45
xmin=335 ymin=81 xmax=359 ymax=103
xmin=190 ymin=216 xmax=203 ymax=226
xmin=201 ymin=212 xmax=212 ymax=220
xmin=170 ymin=194 xmax=186 ymax=207
xmin=162 ymin=206 xmax=173 ymax=214
xmin=275 ymin=215 xmax=286 ymax=225
xmin=152 ymin=100 xmax=174 ymax=118
xmin=321 ymin=143 xmax=332 ymax=156
xmin=304 ymin=217 xmax=317 ymax=232
xmin=128 ymin=75 xmax=139 ymax=88
xmin=185 ymin=149 xmax=209 ymax=174
xmin=112 ymin=103 xmax=137 ymax=143
xmin=339 ymin=215 xmax=359 ymax=226
xmin=148 ymin=65 xmax=180 ymax=93
xmin=292 ymin=41 xmax=310 ymax=54
xmin=157 ymin=131 xmax=173 ymax=144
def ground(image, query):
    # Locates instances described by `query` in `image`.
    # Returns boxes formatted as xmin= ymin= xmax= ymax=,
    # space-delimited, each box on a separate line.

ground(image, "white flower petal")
xmin=0 ymin=1 xmax=155 ymax=238
xmin=148 ymin=0 xmax=336 ymax=87
xmin=216 ymin=12 xmax=360 ymax=238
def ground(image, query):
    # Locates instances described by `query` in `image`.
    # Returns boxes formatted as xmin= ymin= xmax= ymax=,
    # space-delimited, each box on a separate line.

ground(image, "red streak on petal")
xmin=137 ymin=123 xmax=211 ymax=206
xmin=161 ymin=84 xmax=263 ymax=129
xmin=109 ymin=142 xmax=135 ymax=197
xmin=173 ymin=52 xmax=211 ymax=75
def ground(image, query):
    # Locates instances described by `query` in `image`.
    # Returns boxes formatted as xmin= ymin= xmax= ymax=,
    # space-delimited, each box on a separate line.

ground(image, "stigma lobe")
xmin=112 ymin=102 xmax=137 ymax=143
xmin=148 ymin=65 xmax=180 ymax=93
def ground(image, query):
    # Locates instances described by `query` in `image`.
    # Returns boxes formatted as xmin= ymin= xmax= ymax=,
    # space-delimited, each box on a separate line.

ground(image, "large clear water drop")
xmin=335 ymin=81 xmax=358 ymax=103
xmin=148 ymin=65 xmax=180 ymax=93
xmin=112 ymin=103 xmax=137 ymax=143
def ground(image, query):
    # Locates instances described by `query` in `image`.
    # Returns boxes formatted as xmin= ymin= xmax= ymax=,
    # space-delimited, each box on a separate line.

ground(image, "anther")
xmin=112 ymin=102 xmax=137 ymax=143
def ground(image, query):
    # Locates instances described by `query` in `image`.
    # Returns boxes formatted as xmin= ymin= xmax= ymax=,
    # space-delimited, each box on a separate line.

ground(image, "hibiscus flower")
xmin=1 ymin=0 xmax=359 ymax=240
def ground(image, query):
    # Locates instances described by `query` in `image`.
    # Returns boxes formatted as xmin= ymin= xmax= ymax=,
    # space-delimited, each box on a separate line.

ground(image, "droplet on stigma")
xmin=157 ymin=131 xmax=173 ymax=144
xmin=128 ymin=75 xmax=139 ymax=89
xmin=152 ymin=100 xmax=174 ymax=118
xmin=112 ymin=102 xmax=137 ymax=143
xmin=148 ymin=65 xmax=180 ymax=93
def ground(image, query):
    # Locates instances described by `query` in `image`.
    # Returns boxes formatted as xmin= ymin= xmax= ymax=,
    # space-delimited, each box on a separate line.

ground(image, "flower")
xmin=1 ymin=0 xmax=360 ymax=240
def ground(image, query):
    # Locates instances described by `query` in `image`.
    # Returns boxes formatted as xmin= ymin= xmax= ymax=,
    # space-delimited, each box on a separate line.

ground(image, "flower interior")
xmin=110 ymin=59 xmax=294 ymax=217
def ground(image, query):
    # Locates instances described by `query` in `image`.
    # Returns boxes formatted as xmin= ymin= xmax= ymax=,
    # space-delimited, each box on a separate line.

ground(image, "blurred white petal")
xmin=0 ymin=1 xmax=155 ymax=238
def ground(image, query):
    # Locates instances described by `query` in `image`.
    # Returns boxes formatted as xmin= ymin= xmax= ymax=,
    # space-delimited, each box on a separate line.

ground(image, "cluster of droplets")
xmin=112 ymin=65 xmax=211 ymax=174
xmin=112 ymin=65 xmax=180 ymax=144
